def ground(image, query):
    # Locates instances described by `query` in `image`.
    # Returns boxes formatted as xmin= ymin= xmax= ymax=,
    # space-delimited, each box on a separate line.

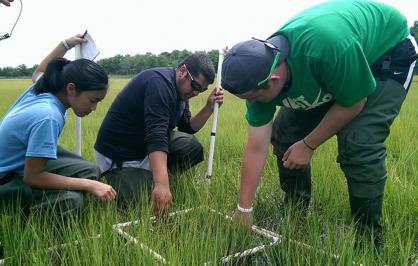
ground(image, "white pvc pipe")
xmin=74 ymin=45 xmax=82 ymax=156
xmin=46 ymin=234 xmax=101 ymax=252
xmin=206 ymin=50 xmax=224 ymax=180
xmin=113 ymin=226 xmax=167 ymax=264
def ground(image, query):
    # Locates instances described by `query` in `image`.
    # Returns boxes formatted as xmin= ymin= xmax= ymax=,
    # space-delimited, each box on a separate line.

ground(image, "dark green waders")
xmin=271 ymin=77 xmax=408 ymax=245
xmin=0 ymin=146 xmax=101 ymax=217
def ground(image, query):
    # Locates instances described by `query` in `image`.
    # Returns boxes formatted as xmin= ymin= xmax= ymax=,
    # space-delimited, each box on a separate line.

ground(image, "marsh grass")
xmin=1 ymin=77 xmax=418 ymax=265
xmin=123 ymin=208 xmax=271 ymax=265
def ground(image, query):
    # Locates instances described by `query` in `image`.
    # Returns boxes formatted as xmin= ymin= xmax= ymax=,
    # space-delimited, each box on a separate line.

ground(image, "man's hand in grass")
xmin=232 ymin=209 xmax=253 ymax=229
xmin=151 ymin=183 xmax=172 ymax=217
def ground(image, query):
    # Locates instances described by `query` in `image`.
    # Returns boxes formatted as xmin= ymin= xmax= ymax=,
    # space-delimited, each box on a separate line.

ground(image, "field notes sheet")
xmin=78 ymin=32 xmax=100 ymax=60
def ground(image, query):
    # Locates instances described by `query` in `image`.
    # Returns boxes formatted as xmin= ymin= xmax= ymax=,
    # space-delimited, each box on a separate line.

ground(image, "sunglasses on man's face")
xmin=186 ymin=68 xmax=207 ymax=93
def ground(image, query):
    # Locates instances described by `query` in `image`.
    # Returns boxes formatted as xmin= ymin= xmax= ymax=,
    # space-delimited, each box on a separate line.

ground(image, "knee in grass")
xmin=55 ymin=191 xmax=86 ymax=216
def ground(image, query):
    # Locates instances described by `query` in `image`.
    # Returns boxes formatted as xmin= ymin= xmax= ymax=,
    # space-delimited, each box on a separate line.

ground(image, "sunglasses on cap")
xmin=185 ymin=65 xmax=207 ymax=93
xmin=251 ymin=37 xmax=282 ymax=87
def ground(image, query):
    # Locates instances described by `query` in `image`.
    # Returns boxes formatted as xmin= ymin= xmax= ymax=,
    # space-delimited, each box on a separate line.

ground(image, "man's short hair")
xmin=178 ymin=53 xmax=215 ymax=84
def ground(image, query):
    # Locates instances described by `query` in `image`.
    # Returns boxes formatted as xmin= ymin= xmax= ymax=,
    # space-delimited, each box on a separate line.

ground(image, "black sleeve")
xmin=143 ymin=78 xmax=173 ymax=154
xmin=177 ymin=101 xmax=197 ymax=134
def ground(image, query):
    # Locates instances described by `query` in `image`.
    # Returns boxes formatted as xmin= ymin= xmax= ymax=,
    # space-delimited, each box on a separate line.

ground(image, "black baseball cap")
xmin=222 ymin=34 xmax=289 ymax=95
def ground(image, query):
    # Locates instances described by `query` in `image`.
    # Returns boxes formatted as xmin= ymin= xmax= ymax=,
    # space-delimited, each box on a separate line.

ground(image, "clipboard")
xmin=77 ymin=31 xmax=100 ymax=60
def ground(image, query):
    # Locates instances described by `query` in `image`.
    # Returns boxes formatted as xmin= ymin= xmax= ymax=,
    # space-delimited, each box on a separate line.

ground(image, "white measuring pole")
xmin=74 ymin=46 xmax=82 ymax=156
xmin=206 ymin=50 xmax=224 ymax=181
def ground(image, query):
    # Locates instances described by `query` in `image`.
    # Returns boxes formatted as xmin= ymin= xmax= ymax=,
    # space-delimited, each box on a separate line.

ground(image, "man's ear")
xmin=66 ymin=83 xmax=77 ymax=96
xmin=177 ymin=64 xmax=188 ymax=79
xmin=268 ymin=63 xmax=284 ymax=83
xmin=179 ymin=64 xmax=187 ymax=72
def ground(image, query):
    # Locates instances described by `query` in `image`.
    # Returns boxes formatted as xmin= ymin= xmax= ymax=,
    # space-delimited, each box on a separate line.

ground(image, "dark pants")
xmin=0 ymin=146 xmax=100 ymax=216
xmin=271 ymin=76 xmax=409 ymax=235
xmin=105 ymin=131 xmax=204 ymax=204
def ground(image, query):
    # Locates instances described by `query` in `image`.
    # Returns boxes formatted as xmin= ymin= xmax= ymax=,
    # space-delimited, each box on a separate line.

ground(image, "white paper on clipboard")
xmin=79 ymin=32 xmax=100 ymax=60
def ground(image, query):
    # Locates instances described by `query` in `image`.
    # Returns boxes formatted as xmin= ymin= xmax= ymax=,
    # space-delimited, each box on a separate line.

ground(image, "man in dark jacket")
xmin=94 ymin=53 xmax=223 ymax=214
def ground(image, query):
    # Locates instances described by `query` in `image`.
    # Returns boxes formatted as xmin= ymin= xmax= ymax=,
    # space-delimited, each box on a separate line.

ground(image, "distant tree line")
xmin=0 ymin=49 xmax=219 ymax=78
xmin=97 ymin=49 xmax=219 ymax=76
xmin=0 ymin=20 xmax=417 ymax=78
xmin=0 ymin=64 xmax=36 ymax=78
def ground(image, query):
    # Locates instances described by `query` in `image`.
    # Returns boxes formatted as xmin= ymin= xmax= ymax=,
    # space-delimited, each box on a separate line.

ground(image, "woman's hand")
xmin=64 ymin=33 xmax=87 ymax=50
xmin=89 ymin=181 xmax=117 ymax=202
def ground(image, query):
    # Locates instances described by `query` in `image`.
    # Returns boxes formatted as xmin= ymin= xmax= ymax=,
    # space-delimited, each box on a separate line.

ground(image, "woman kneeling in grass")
xmin=0 ymin=33 xmax=116 ymax=216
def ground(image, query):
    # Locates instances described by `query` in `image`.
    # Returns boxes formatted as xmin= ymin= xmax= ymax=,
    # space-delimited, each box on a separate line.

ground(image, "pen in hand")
xmin=82 ymin=30 xmax=88 ymax=39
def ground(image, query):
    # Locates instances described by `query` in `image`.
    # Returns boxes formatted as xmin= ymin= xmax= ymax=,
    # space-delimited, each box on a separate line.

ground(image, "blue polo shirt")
xmin=0 ymin=83 xmax=66 ymax=179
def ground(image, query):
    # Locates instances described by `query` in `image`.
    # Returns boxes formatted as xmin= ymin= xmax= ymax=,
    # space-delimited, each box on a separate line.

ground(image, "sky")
xmin=0 ymin=0 xmax=416 ymax=67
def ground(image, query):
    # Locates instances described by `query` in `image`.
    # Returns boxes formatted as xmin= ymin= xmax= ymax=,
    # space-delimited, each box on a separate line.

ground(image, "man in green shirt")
xmin=221 ymin=0 xmax=418 ymax=246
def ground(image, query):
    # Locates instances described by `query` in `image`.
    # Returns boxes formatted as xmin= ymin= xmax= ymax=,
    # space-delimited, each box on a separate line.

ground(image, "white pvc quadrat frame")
xmin=112 ymin=207 xmax=279 ymax=265
xmin=0 ymin=219 xmax=363 ymax=266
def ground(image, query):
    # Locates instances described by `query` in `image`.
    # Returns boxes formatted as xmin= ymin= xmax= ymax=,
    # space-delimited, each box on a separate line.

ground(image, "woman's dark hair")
xmin=178 ymin=53 xmax=215 ymax=84
xmin=33 ymin=58 xmax=108 ymax=95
